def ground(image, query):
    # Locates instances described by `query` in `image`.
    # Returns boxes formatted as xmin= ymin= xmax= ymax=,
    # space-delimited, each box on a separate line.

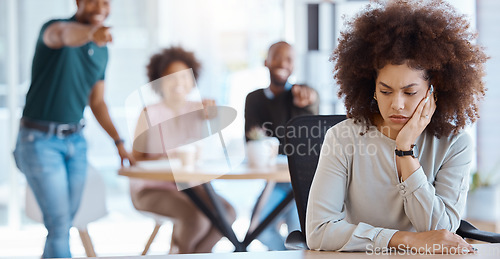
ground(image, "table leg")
xmin=182 ymin=186 xmax=229 ymax=237
xmin=248 ymin=182 xmax=276 ymax=233
xmin=183 ymin=183 xmax=294 ymax=252
xmin=202 ymin=183 xmax=246 ymax=251
xmin=242 ymin=190 xmax=294 ymax=247
xmin=182 ymin=183 xmax=246 ymax=252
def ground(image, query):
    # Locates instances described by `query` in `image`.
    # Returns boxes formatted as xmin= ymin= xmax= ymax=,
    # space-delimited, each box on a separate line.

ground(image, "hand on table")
xmin=116 ymin=143 xmax=136 ymax=166
xmin=389 ymin=229 xmax=475 ymax=254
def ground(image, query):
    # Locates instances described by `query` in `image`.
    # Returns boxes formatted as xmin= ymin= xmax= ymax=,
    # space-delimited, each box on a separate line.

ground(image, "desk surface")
xmin=118 ymin=161 xmax=290 ymax=182
xmin=86 ymin=244 xmax=500 ymax=258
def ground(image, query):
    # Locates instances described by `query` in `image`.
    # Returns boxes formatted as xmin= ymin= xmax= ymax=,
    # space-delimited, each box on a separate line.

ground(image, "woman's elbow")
xmin=306 ymin=231 xmax=321 ymax=250
xmin=306 ymin=226 xmax=343 ymax=251
xmin=306 ymin=223 xmax=324 ymax=250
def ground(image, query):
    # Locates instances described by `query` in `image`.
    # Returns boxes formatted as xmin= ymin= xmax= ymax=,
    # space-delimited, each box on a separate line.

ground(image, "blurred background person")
xmin=244 ymin=41 xmax=319 ymax=250
xmin=12 ymin=0 xmax=134 ymax=258
xmin=129 ymin=46 xmax=236 ymax=254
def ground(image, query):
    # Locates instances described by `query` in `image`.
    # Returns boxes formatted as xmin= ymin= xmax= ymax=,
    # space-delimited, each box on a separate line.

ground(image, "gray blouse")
xmin=306 ymin=119 xmax=472 ymax=251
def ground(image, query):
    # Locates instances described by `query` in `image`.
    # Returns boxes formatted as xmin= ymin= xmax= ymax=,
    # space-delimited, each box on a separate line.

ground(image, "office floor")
xmin=0 ymin=176 xmax=274 ymax=258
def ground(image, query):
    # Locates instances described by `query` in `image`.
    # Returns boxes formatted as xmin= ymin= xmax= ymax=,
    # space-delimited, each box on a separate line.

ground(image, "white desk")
xmin=84 ymin=243 xmax=500 ymax=258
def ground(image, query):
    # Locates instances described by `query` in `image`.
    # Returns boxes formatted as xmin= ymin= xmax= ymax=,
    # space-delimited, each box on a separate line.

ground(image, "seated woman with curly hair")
xmin=306 ymin=0 xmax=488 ymax=253
xmin=130 ymin=46 xmax=236 ymax=254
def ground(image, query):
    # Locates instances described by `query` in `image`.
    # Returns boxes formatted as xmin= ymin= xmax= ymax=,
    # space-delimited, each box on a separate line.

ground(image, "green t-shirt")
xmin=22 ymin=16 xmax=108 ymax=123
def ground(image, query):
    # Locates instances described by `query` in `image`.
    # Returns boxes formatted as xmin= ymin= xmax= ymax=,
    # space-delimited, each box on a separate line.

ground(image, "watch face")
xmin=411 ymin=144 xmax=419 ymax=158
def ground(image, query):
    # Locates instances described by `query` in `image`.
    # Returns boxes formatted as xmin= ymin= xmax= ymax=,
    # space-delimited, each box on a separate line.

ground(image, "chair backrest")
xmin=285 ymin=115 xmax=347 ymax=234
xmin=25 ymin=164 xmax=108 ymax=229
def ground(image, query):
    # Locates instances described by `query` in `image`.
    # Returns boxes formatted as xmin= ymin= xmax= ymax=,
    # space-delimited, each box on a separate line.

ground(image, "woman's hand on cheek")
xmin=395 ymin=87 xmax=436 ymax=150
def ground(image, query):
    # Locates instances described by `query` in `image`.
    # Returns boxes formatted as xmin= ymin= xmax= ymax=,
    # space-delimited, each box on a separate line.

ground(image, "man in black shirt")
xmin=244 ymin=41 xmax=318 ymax=250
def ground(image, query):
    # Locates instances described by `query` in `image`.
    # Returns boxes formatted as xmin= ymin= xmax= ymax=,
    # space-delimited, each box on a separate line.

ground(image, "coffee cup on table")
xmin=175 ymin=144 xmax=197 ymax=170
xmin=246 ymin=137 xmax=279 ymax=168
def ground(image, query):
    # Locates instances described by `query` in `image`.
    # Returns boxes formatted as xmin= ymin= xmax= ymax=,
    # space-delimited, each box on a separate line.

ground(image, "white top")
xmin=306 ymin=119 xmax=472 ymax=251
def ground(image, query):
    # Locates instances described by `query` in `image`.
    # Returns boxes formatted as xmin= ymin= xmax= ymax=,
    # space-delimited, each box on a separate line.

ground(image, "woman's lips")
xmin=389 ymin=115 xmax=409 ymax=124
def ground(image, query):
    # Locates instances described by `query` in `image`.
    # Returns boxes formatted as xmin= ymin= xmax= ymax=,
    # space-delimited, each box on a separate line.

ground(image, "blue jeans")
xmin=257 ymin=183 xmax=300 ymax=250
xmin=13 ymin=125 xmax=87 ymax=258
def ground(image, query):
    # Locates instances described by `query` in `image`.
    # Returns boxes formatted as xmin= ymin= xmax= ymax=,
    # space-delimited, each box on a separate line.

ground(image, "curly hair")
xmin=332 ymin=0 xmax=488 ymax=137
xmin=147 ymin=46 xmax=201 ymax=95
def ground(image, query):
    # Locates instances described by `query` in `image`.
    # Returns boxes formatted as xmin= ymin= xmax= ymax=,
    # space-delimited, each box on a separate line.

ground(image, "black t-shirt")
xmin=244 ymin=87 xmax=319 ymax=154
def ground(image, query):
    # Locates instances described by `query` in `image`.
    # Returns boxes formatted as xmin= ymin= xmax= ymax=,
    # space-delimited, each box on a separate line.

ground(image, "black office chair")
xmin=284 ymin=115 xmax=500 ymax=250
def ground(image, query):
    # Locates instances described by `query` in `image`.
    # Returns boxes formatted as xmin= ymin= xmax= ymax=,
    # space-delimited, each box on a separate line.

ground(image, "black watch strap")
xmin=395 ymin=149 xmax=413 ymax=156
xmin=395 ymin=144 xmax=417 ymax=157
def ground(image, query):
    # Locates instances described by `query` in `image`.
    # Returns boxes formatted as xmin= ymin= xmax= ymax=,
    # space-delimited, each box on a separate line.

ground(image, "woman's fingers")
xmin=421 ymin=88 xmax=432 ymax=117
xmin=421 ymin=87 xmax=435 ymax=121
xmin=410 ymin=230 xmax=475 ymax=254
xmin=202 ymin=99 xmax=215 ymax=107
xmin=411 ymin=86 xmax=436 ymax=127
xmin=438 ymin=232 xmax=475 ymax=254
xmin=202 ymin=99 xmax=217 ymax=119
xmin=454 ymin=233 xmax=476 ymax=254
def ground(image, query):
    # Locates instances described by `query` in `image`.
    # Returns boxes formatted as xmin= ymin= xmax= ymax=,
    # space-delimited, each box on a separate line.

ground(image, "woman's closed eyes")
xmin=379 ymin=90 xmax=418 ymax=96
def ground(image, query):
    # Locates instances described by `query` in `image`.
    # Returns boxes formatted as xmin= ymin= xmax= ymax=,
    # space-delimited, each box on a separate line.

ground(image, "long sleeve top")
xmin=306 ymin=119 xmax=472 ymax=251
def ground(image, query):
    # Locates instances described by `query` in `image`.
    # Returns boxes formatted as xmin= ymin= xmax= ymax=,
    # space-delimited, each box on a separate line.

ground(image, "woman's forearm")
xmin=396 ymin=155 xmax=420 ymax=181
xmin=388 ymin=231 xmax=411 ymax=249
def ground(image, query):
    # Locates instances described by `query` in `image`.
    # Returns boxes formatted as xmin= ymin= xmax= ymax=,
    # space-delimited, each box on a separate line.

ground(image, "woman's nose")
xmin=391 ymin=95 xmax=405 ymax=110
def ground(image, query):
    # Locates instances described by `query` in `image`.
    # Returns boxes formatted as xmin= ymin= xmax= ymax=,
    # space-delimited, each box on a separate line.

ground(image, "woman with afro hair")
xmin=129 ymin=47 xmax=235 ymax=254
xmin=306 ymin=0 xmax=488 ymax=253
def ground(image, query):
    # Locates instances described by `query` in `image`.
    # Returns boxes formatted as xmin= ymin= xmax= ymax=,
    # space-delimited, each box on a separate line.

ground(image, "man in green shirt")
xmin=13 ymin=0 xmax=134 ymax=258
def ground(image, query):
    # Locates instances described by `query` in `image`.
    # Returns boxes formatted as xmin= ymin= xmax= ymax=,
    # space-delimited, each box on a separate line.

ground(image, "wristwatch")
xmin=114 ymin=138 xmax=124 ymax=146
xmin=395 ymin=144 xmax=419 ymax=158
